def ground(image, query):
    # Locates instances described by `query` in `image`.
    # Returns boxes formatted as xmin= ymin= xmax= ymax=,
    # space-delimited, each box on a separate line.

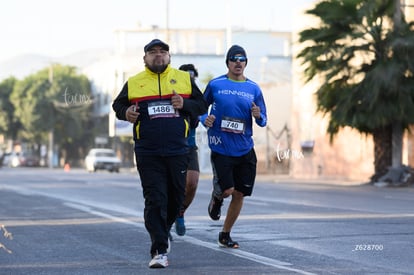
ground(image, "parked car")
xmin=2 ymin=151 xmax=24 ymax=167
xmin=1 ymin=152 xmax=12 ymax=167
xmin=21 ymin=154 xmax=40 ymax=167
xmin=85 ymin=148 xmax=121 ymax=173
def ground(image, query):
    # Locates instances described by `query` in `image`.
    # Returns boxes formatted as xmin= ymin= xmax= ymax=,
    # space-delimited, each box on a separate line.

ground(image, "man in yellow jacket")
xmin=112 ymin=39 xmax=207 ymax=268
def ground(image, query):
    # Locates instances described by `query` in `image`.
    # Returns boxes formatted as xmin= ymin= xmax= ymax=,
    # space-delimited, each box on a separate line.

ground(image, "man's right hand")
xmin=126 ymin=105 xmax=139 ymax=123
xmin=204 ymin=115 xmax=216 ymax=127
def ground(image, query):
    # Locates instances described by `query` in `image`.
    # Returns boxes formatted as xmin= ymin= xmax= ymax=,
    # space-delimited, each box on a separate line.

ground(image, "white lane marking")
xmin=65 ymin=202 xmax=317 ymax=275
xmin=65 ymin=202 xmax=144 ymax=227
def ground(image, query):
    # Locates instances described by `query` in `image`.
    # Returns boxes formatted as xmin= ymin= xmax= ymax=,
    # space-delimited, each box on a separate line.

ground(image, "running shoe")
xmin=218 ymin=232 xmax=239 ymax=248
xmin=149 ymin=254 xmax=169 ymax=268
xmin=175 ymin=216 xmax=186 ymax=236
xmin=208 ymin=192 xmax=223 ymax=220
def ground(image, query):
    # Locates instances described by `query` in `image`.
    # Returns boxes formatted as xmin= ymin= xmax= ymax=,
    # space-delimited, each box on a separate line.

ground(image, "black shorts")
xmin=187 ymin=147 xmax=199 ymax=172
xmin=211 ymin=148 xmax=257 ymax=196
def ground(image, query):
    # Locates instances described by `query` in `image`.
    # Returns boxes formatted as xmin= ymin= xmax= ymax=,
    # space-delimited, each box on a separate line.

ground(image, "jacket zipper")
xmin=157 ymin=73 xmax=162 ymax=98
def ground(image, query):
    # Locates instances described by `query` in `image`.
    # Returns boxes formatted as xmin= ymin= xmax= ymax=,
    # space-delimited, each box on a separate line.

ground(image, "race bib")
xmin=221 ymin=116 xmax=245 ymax=134
xmin=148 ymin=101 xmax=178 ymax=119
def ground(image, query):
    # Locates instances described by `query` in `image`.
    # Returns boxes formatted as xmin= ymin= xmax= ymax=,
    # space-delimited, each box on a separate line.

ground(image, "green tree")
xmin=0 ymin=77 xmax=19 ymax=140
xmin=10 ymin=64 xmax=95 ymax=165
xmin=296 ymin=0 xmax=414 ymax=182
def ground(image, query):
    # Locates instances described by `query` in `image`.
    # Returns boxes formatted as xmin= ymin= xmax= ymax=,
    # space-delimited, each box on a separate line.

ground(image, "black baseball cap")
xmin=144 ymin=39 xmax=169 ymax=52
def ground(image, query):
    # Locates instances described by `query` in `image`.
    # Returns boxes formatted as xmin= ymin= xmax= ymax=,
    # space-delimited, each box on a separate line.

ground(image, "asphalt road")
xmin=0 ymin=167 xmax=413 ymax=275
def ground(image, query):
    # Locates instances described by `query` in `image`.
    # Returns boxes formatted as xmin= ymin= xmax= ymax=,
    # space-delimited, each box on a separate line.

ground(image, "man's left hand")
xmin=251 ymin=102 xmax=261 ymax=119
xmin=171 ymin=90 xmax=184 ymax=109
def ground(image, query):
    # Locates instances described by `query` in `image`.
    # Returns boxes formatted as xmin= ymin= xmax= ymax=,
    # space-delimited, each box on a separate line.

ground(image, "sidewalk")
xmin=200 ymin=173 xmax=368 ymax=186
xmin=269 ymin=175 xmax=368 ymax=186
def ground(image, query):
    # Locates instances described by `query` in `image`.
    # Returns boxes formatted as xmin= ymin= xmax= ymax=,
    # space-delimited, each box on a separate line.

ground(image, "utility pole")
xmin=166 ymin=0 xmax=170 ymax=42
xmin=225 ymin=0 xmax=232 ymax=48
xmin=392 ymin=0 xmax=403 ymax=168
xmin=48 ymin=65 xmax=54 ymax=169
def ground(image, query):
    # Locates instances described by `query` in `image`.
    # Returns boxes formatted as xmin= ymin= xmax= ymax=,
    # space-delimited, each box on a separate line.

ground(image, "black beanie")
xmin=179 ymin=64 xmax=198 ymax=77
xmin=226 ymin=45 xmax=247 ymax=66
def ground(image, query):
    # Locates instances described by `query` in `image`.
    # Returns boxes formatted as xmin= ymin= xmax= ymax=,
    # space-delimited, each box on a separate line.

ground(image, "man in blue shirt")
xmin=201 ymin=45 xmax=267 ymax=248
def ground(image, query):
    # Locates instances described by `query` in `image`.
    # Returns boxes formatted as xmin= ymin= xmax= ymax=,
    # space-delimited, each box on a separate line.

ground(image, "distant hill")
xmin=58 ymin=48 xmax=114 ymax=69
xmin=0 ymin=48 xmax=113 ymax=81
xmin=0 ymin=54 xmax=51 ymax=80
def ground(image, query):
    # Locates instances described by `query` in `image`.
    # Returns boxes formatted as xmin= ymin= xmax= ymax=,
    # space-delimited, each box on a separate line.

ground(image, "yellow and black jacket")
xmin=112 ymin=65 xmax=207 ymax=156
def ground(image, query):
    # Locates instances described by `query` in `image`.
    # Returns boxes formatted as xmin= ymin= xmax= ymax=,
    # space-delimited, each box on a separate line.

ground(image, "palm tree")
xmin=296 ymin=0 xmax=414 ymax=183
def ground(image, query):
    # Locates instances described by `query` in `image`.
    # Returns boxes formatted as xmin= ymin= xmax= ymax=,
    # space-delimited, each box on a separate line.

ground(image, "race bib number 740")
xmin=221 ymin=116 xmax=245 ymax=134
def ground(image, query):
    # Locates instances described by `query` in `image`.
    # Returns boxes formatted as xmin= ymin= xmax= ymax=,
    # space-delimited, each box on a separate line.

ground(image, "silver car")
xmin=85 ymin=148 xmax=121 ymax=173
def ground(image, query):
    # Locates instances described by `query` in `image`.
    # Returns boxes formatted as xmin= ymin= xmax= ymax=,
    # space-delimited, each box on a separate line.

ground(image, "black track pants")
xmin=135 ymin=154 xmax=188 ymax=256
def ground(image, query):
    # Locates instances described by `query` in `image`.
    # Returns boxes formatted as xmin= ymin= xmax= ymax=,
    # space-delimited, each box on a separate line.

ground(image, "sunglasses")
xmin=229 ymin=56 xmax=247 ymax=62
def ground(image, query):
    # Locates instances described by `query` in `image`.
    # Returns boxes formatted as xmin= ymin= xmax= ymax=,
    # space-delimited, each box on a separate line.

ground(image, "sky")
xmin=0 ymin=0 xmax=314 ymax=63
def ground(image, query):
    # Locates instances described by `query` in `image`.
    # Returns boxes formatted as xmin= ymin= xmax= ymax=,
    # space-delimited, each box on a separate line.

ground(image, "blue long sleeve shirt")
xmin=200 ymin=75 xmax=267 ymax=157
